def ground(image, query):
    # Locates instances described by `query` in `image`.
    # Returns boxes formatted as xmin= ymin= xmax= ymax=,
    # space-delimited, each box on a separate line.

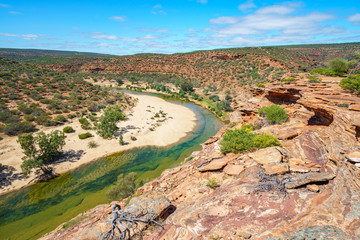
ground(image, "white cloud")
xmin=141 ymin=28 xmax=169 ymax=32
xmin=140 ymin=34 xmax=158 ymax=40
xmin=188 ymin=28 xmax=196 ymax=32
xmin=151 ymin=10 xmax=167 ymax=15
xmin=348 ymin=13 xmax=360 ymax=25
xmin=210 ymin=5 xmax=335 ymax=37
xmin=197 ymin=0 xmax=208 ymax=3
xmin=210 ymin=16 xmax=238 ymax=24
xmin=0 ymin=32 xmax=39 ymax=40
xmin=71 ymin=27 xmax=80 ymax=30
xmin=238 ymin=0 xmax=256 ymax=12
xmin=153 ymin=4 xmax=162 ymax=9
xmin=9 ymin=11 xmax=21 ymax=15
xmin=109 ymin=16 xmax=126 ymax=21
xmin=0 ymin=3 xmax=9 ymax=7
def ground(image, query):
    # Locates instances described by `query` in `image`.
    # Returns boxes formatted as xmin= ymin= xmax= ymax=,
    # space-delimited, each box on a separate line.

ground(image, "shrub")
xmin=206 ymin=176 xmax=220 ymax=189
xmin=329 ymin=58 xmax=349 ymax=75
xmin=280 ymin=77 xmax=296 ymax=82
xmin=54 ymin=115 xmax=66 ymax=123
xmin=258 ymin=105 xmax=288 ymax=124
xmin=36 ymin=114 xmax=57 ymax=126
xmin=119 ymin=135 xmax=124 ymax=145
xmin=340 ymin=74 xmax=360 ymax=94
xmin=220 ymin=129 xmax=280 ymax=154
xmin=79 ymin=118 xmax=91 ymax=130
xmin=78 ymin=132 xmax=93 ymax=139
xmin=336 ymin=103 xmax=349 ymax=108
xmin=63 ymin=126 xmax=74 ymax=133
xmin=308 ymin=75 xmax=322 ymax=83
xmin=311 ymin=68 xmax=337 ymax=77
xmin=253 ymin=134 xmax=280 ymax=149
xmin=24 ymin=114 xmax=35 ymax=122
xmin=88 ymin=141 xmax=98 ymax=148
xmin=256 ymin=83 xmax=265 ymax=88
xmin=2 ymin=121 xmax=36 ymax=136
xmin=209 ymin=95 xmax=219 ymax=102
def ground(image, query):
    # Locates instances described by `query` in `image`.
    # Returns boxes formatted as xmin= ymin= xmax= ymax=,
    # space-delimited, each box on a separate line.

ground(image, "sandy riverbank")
xmin=0 ymin=93 xmax=196 ymax=195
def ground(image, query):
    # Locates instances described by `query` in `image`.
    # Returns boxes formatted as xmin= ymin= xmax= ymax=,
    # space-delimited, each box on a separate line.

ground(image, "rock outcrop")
xmin=42 ymin=76 xmax=360 ymax=240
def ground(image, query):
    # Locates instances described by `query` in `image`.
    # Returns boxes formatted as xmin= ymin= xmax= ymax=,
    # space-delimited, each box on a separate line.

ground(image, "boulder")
xmin=223 ymin=164 xmax=245 ymax=176
xmin=249 ymin=147 xmax=283 ymax=165
xmin=285 ymin=172 xmax=336 ymax=189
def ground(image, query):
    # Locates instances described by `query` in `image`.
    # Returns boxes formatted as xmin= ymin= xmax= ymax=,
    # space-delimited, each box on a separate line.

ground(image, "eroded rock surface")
xmin=42 ymin=77 xmax=360 ymax=240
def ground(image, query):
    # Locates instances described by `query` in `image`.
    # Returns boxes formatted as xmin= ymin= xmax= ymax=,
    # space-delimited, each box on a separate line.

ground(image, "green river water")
xmin=0 ymin=91 xmax=223 ymax=240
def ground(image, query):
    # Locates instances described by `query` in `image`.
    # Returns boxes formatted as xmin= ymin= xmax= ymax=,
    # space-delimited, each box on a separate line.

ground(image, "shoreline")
xmin=0 ymin=93 xmax=197 ymax=195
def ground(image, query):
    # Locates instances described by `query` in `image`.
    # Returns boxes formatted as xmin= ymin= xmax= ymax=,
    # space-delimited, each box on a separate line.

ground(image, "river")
xmin=0 ymin=91 xmax=223 ymax=240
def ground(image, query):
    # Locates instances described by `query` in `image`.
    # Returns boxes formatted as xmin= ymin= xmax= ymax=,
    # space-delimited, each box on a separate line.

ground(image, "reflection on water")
xmin=0 ymin=92 xmax=222 ymax=240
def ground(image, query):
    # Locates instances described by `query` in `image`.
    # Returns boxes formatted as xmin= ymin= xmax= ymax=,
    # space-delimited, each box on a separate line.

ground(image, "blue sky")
xmin=0 ymin=0 xmax=359 ymax=55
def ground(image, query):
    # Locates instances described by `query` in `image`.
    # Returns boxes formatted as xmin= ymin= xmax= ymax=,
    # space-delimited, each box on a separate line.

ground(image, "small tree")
xmin=329 ymin=58 xmax=349 ymax=76
xmin=96 ymin=105 xmax=126 ymax=139
xmin=119 ymin=135 xmax=124 ymax=145
xmin=17 ymin=130 xmax=66 ymax=176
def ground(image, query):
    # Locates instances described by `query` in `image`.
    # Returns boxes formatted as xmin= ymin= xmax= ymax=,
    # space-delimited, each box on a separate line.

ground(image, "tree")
xmin=17 ymin=130 xmax=66 ymax=176
xmin=329 ymin=58 xmax=349 ymax=76
xmin=96 ymin=105 xmax=126 ymax=139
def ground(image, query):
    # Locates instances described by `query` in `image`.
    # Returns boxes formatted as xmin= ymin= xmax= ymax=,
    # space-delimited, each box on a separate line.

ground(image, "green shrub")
xmin=336 ymin=103 xmax=349 ymax=108
xmin=54 ymin=115 xmax=66 ymax=123
xmin=119 ymin=135 xmax=124 ymax=145
xmin=258 ymin=105 xmax=288 ymax=124
xmin=253 ymin=134 xmax=280 ymax=149
xmin=256 ymin=83 xmax=265 ymax=88
xmin=280 ymin=77 xmax=296 ymax=82
xmin=79 ymin=118 xmax=91 ymax=130
xmin=311 ymin=68 xmax=337 ymax=77
xmin=36 ymin=114 xmax=57 ymax=126
xmin=1 ymin=121 xmax=36 ymax=136
xmin=78 ymin=132 xmax=93 ymax=139
xmin=220 ymin=129 xmax=280 ymax=154
xmin=87 ymin=140 xmax=98 ymax=148
xmin=340 ymin=74 xmax=360 ymax=94
xmin=63 ymin=126 xmax=74 ymax=133
xmin=307 ymin=74 xmax=322 ymax=83
xmin=329 ymin=58 xmax=349 ymax=75
xmin=206 ymin=176 xmax=220 ymax=189
xmin=24 ymin=114 xmax=35 ymax=122
xmin=209 ymin=95 xmax=219 ymax=102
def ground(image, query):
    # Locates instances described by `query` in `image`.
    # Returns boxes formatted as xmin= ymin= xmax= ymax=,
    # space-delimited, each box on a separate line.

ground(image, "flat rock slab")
xmin=285 ymin=172 xmax=336 ymax=189
xmin=263 ymin=163 xmax=289 ymax=175
xmin=224 ymin=164 xmax=245 ymax=176
xmin=345 ymin=152 xmax=360 ymax=163
xmin=198 ymin=156 xmax=233 ymax=172
xmin=249 ymin=147 xmax=283 ymax=165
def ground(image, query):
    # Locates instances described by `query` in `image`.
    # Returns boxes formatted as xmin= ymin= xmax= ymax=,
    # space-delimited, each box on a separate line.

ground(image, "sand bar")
xmin=0 ymin=93 xmax=196 ymax=195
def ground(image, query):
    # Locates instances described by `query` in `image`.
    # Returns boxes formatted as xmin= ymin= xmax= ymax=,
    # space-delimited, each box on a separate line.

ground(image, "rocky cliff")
xmin=41 ymin=75 xmax=360 ymax=240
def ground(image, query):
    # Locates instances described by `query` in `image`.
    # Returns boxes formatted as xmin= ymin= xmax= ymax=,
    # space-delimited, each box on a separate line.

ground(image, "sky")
xmin=0 ymin=0 xmax=359 ymax=55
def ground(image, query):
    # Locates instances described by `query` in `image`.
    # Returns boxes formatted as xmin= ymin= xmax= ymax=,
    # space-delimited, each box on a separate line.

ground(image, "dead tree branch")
xmin=102 ymin=204 xmax=163 ymax=240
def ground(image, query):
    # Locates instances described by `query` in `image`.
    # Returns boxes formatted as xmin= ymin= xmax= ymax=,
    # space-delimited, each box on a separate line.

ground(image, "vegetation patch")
xmin=62 ymin=215 xmax=88 ymax=231
xmin=340 ymin=74 xmax=360 ymax=94
xmin=206 ymin=176 xmax=220 ymax=189
xmin=78 ymin=132 xmax=93 ymax=139
xmin=63 ymin=126 xmax=74 ymax=133
xmin=220 ymin=128 xmax=280 ymax=154
xmin=258 ymin=105 xmax=288 ymax=124
xmin=106 ymin=172 xmax=142 ymax=201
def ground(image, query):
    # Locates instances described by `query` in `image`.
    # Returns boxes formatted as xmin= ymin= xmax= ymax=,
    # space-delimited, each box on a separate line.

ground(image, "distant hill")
xmin=0 ymin=48 xmax=112 ymax=60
